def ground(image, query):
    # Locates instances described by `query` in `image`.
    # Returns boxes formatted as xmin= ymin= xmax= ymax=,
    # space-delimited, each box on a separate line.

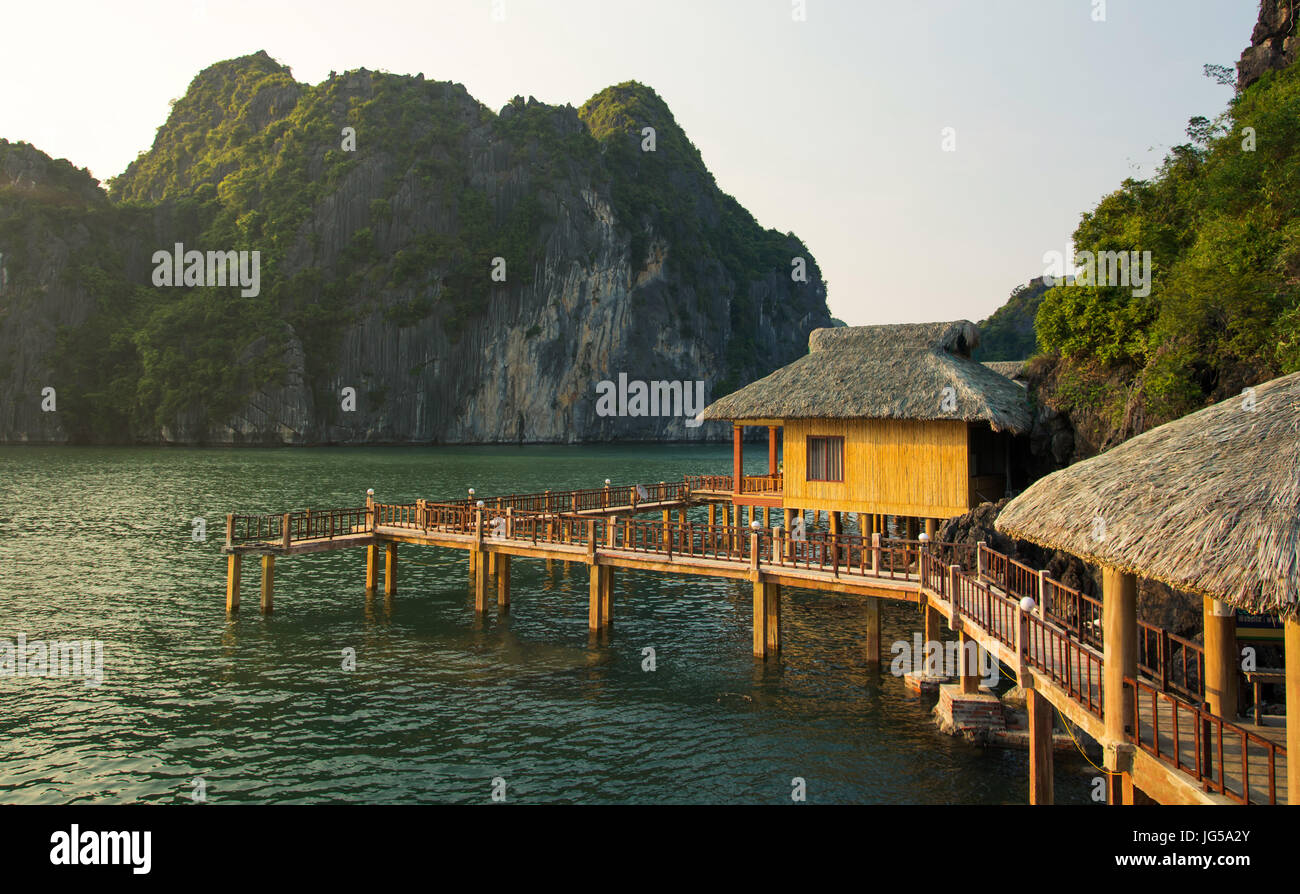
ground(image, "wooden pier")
xmin=224 ymin=477 xmax=1288 ymax=806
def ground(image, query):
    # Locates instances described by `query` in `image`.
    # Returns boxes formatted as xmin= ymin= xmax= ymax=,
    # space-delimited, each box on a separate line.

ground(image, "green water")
xmin=0 ymin=445 xmax=1094 ymax=804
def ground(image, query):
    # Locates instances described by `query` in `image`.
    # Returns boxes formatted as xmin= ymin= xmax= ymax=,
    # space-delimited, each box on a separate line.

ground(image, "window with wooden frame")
xmin=806 ymin=436 xmax=844 ymax=482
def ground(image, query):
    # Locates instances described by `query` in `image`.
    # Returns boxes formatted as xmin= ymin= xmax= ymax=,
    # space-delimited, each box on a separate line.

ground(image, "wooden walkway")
xmin=223 ymin=478 xmax=1287 ymax=805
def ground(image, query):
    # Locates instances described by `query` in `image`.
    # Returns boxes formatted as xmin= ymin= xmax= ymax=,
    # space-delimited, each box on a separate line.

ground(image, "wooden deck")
xmin=223 ymin=477 xmax=1288 ymax=805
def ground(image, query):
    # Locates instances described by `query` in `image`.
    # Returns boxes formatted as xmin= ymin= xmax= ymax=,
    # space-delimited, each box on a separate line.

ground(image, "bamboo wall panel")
xmin=782 ymin=418 xmax=970 ymax=517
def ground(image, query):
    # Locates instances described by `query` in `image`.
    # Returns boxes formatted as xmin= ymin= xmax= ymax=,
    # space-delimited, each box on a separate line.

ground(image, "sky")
xmin=0 ymin=0 xmax=1259 ymax=326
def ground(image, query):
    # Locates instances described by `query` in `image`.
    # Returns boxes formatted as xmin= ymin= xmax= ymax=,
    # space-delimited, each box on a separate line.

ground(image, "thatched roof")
xmin=996 ymin=371 xmax=1300 ymax=618
xmin=982 ymin=360 xmax=1028 ymax=382
xmin=702 ymin=321 xmax=1032 ymax=433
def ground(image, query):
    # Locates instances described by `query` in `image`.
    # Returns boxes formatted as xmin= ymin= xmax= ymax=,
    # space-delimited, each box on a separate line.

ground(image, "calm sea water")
xmin=0 ymin=445 xmax=1093 ymax=804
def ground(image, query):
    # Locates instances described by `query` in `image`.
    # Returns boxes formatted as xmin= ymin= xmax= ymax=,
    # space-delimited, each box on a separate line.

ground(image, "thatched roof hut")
xmin=996 ymin=370 xmax=1300 ymax=618
xmin=702 ymin=321 xmax=1032 ymax=433
xmin=982 ymin=360 xmax=1028 ymax=383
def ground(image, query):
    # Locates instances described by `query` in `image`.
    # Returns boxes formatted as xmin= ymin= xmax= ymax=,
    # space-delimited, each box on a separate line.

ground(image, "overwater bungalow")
xmin=700 ymin=321 xmax=1032 ymax=539
xmin=995 ymin=370 xmax=1299 ymax=804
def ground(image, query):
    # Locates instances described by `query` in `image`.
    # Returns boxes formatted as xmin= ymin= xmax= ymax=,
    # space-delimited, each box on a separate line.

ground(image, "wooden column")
xmin=384 ymin=542 xmax=397 ymax=596
xmin=1285 ymin=616 xmax=1299 ymax=805
xmin=1203 ymin=596 xmax=1238 ymax=719
xmin=783 ymin=508 xmax=795 ymax=559
xmin=864 ymin=596 xmax=881 ymax=664
xmin=925 ymin=517 xmax=937 ymax=541
xmin=225 ymin=554 xmax=241 ymax=611
xmin=767 ymin=425 xmax=778 ymax=474
xmin=959 ymin=630 xmax=980 ymax=694
xmin=753 ymin=579 xmax=780 ymax=658
xmin=662 ymin=509 xmax=671 ymax=549
xmin=488 ymin=551 xmax=497 ymax=577
xmin=708 ymin=503 xmax=716 ymax=527
xmin=365 ymin=544 xmax=378 ymax=594
xmin=260 ymin=554 xmax=274 ymax=613
xmin=923 ymin=598 xmax=941 ymax=648
xmin=589 ymin=564 xmax=609 ymax=631
xmin=863 ymin=512 xmax=875 ymax=538
xmin=497 ymin=554 xmax=511 ymax=610
xmin=1028 ymin=687 xmax=1055 ymax=805
xmin=1102 ymin=567 xmax=1138 ymax=742
xmin=830 ymin=512 xmax=841 ymax=537
xmin=763 ymin=506 xmax=770 ymax=527
xmin=732 ymin=424 xmax=743 ymax=493
xmin=473 ymin=549 xmax=489 ymax=613
xmin=600 ymin=566 xmax=614 ymax=625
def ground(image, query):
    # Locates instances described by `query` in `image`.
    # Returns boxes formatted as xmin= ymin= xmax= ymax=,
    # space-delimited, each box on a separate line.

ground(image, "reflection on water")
xmin=0 ymin=445 xmax=1093 ymax=804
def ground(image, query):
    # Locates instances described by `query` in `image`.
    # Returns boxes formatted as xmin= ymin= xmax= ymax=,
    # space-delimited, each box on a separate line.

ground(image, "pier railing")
xmin=226 ymin=493 xmax=1284 ymax=802
xmin=227 ymin=507 xmax=369 ymax=547
xmin=1128 ymin=676 xmax=1284 ymax=805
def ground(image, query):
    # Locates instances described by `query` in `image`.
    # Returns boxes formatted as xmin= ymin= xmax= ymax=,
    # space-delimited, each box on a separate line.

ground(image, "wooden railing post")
xmin=871 ymin=532 xmax=881 ymax=575
xmin=750 ymin=532 xmax=760 ymax=573
xmin=506 ymin=507 xmax=513 ymax=539
xmin=587 ymin=519 xmax=596 ymax=562
xmin=976 ymin=541 xmax=985 ymax=578
xmin=226 ymin=513 xmax=234 ymax=549
xmin=281 ymin=512 xmax=291 ymax=549
xmin=1038 ymin=569 xmax=1050 ymax=621
xmin=1160 ymin=629 xmax=1171 ymax=693
xmin=950 ymin=565 xmax=961 ymax=616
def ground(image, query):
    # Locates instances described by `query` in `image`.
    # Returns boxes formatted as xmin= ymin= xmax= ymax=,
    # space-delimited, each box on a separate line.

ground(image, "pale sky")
xmin=1 ymin=0 xmax=1256 ymax=325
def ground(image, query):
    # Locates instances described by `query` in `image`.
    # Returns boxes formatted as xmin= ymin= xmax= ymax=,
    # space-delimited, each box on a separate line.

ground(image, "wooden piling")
xmin=385 ymin=542 xmax=397 ymax=596
xmin=497 ymin=554 xmax=511 ymax=610
xmin=1028 ymin=686 xmax=1055 ymax=805
xmin=366 ymin=543 xmax=378 ymax=594
xmin=588 ymin=563 xmax=610 ymax=631
xmin=260 ymin=554 xmax=274 ymax=613
xmin=226 ymin=554 xmax=241 ymax=612
xmin=753 ymin=579 xmax=781 ymax=658
xmin=864 ymin=596 xmax=880 ymax=663
xmin=959 ymin=630 xmax=980 ymax=694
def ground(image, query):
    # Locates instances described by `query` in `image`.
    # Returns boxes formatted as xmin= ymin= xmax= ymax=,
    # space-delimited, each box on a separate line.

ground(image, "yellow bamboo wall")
xmin=782 ymin=418 xmax=970 ymax=517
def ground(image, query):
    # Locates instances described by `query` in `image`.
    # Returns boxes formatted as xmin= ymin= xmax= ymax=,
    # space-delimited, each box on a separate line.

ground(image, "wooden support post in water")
xmin=384 ymin=542 xmax=397 ymax=596
xmin=959 ymin=631 xmax=980 ymax=694
xmin=1203 ymin=596 xmax=1239 ymax=720
xmin=1027 ymin=686 xmax=1055 ymax=805
xmin=226 ymin=554 xmax=241 ymax=612
xmin=588 ymin=563 xmax=608 ymax=631
xmin=473 ymin=510 xmax=489 ymax=613
xmin=497 ymin=554 xmax=511 ymax=611
xmin=365 ymin=543 xmax=378 ymax=594
xmin=601 ymin=566 xmax=614 ymax=625
xmin=763 ymin=506 xmax=770 ymax=528
xmin=260 ymin=554 xmax=274 ymax=613
xmin=864 ymin=596 xmax=881 ymax=664
xmin=752 ymin=579 xmax=781 ymax=658
xmin=1286 ymin=616 xmax=1299 ymax=805
xmin=923 ymin=597 xmax=941 ymax=648
xmin=830 ymin=511 xmax=841 ymax=537
xmin=708 ymin=503 xmax=716 ymax=527
xmin=1102 ymin=566 xmax=1138 ymax=742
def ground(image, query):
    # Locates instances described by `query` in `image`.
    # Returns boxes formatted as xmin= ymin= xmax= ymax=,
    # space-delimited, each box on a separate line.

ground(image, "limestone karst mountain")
xmin=0 ymin=52 xmax=830 ymax=444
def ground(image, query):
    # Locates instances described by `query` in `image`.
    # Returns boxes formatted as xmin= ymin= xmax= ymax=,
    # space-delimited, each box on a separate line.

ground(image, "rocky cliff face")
xmin=1237 ymin=0 xmax=1298 ymax=89
xmin=0 ymin=53 xmax=831 ymax=444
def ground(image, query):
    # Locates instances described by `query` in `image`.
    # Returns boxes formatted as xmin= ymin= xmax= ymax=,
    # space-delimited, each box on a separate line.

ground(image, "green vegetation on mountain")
xmin=579 ymin=82 xmax=822 ymax=395
xmin=2 ymin=54 xmax=829 ymax=442
xmin=1034 ymin=59 xmax=1300 ymax=434
xmin=973 ymin=278 xmax=1049 ymax=361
